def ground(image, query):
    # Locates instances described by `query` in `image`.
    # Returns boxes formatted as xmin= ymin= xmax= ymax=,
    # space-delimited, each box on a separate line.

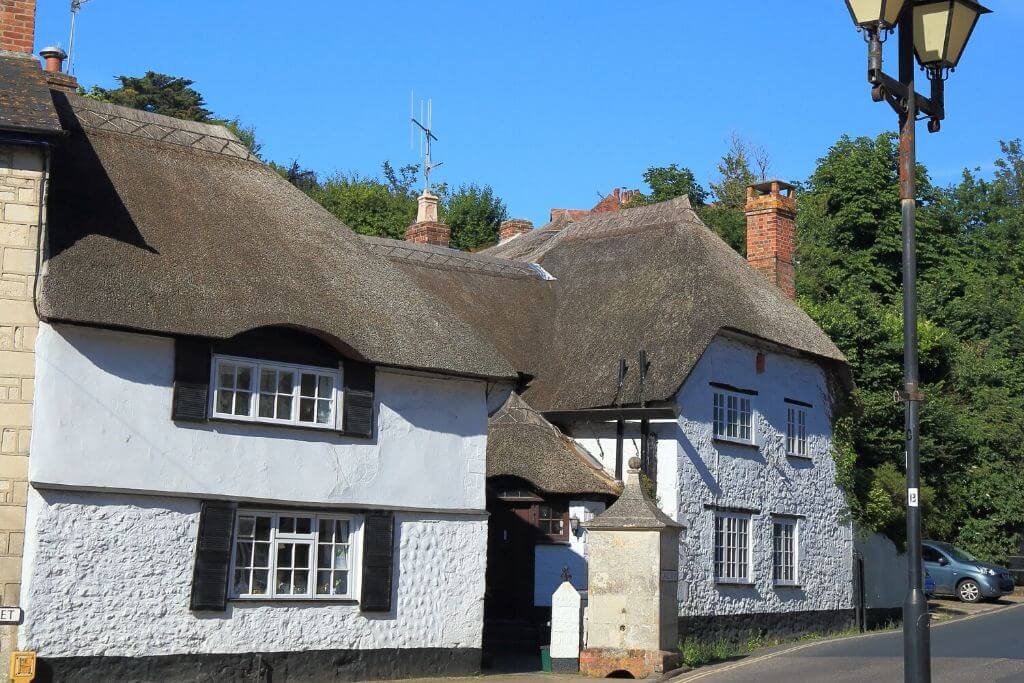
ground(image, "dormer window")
xmin=211 ymin=355 xmax=341 ymax=429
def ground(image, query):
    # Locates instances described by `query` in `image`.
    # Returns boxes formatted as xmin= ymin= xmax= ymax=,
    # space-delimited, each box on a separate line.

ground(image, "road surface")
xmin=675 ymin=603 xmax=1024 ymax=682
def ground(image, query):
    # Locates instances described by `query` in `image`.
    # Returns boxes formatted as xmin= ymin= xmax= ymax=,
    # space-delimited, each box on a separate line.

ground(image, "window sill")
xmin=713 ymin=436 xmax=758 ymax=450
xmin=785 ymin=453 xmax=813 ymax=461
xmin=231 ymin=597 xmax=359 ymax=604
xmin=715 ymin=579 xmax=754 ymax=586
xmin=773 ymin=582 xmax=801 ymax=588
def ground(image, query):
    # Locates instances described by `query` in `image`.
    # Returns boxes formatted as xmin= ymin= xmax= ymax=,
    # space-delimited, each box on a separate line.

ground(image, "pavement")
xmin=669 ymin=596 xmax=1024 ymax=682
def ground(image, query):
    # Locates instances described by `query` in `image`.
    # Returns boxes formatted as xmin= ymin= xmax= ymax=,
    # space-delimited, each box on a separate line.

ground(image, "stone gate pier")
xmin=580 ymin=457 xmax=683 ymax=678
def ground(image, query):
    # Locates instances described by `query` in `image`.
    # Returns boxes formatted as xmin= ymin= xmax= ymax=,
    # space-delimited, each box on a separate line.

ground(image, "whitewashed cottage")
xmin=0 ymin=4 xmax=856 ymax=679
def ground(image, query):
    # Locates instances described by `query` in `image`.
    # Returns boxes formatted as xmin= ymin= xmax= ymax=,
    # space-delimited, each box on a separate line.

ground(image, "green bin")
xmin=540 ymin=645 xmax=552 ymax=672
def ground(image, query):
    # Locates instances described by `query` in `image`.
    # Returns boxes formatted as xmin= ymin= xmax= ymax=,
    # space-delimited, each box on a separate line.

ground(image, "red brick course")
xmin=499 ymin=218 xmax=533 ymax=243
xmin=0 ymin=0 xmax=36 ymax=54
xmin=404 ymin=221 xmax=450 ymax=248
xmin=579 ymin=647 xmax=681 ymax=679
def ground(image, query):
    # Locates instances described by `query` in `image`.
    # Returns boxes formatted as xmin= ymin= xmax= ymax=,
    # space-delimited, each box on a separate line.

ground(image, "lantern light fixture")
xmin=913 ymin=0 xmax=991 ymax=77
xmin=845 ymin=0 xmax=909 ymax=31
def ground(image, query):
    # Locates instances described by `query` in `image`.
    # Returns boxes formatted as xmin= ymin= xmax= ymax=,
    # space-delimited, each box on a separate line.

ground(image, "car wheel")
xmin=957 ymin=579 xmax=982 ymax=603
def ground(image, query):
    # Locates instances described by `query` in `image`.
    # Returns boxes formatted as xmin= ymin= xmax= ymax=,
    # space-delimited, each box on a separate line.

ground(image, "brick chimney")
xmin=404 ymin=190 xmax=450 ymax=247
xmin=0 ymin=0 xmax=36 ymax=55
xmin=745 ymin=180 xmax=796 ymax=299
xmin=499 ymin=219 xmax=533 ymax=244
xmin=549 ymin=187 xmax=638 ymax=223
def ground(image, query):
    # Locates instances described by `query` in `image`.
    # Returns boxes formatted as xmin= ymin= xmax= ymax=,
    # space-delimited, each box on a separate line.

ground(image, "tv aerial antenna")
xmin=410 ymin=92 xmax=442 ymax=194
xmin=68 ymin=0 xmax=94 ymax=74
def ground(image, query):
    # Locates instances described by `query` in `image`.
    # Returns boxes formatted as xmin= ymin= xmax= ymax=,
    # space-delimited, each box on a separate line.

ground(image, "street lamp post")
xmin=842 ymin=2 xmax=990 ymax=682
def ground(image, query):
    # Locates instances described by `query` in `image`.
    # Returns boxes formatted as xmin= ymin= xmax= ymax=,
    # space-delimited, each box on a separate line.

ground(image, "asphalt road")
xmin=675 ymin=603 xmax=1024 ymax=683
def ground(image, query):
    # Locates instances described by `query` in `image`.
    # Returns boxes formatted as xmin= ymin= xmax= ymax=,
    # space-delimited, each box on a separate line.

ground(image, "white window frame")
xmin=210 ymin=354 xmax=343 ymax=430
xmin=229 ymin=510 xmax=363 ymax=601
xmin=786 ymin=405 xmax=808 ymax=457
xmin=713 ymin=512 xmax=752 ymax=584
xmin=712 ymin=389 xmax=754 ymax=445
xmin=772 ymin=518 xmax=799 ymax=586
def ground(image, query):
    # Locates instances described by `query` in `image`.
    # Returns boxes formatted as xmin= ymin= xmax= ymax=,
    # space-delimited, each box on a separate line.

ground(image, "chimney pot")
xmin=745 ymin=179 xmax=797 ymax=299
xmin=499 ymin=218 xmax=533 ymax=244
xmin=405 ymin=190 xmax=450 ymax=247
xmin=39 ymin=46 xmax=66 ymax=73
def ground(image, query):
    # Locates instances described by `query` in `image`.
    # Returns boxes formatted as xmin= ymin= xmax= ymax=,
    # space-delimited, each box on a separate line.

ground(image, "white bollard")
xmin=550 ymin=580 xmax=583 ymax=672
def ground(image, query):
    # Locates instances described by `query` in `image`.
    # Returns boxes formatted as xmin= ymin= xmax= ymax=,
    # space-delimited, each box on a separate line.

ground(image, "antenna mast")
xmin=68 ymin=0 xmax=93 ymax=74
xmin=410 ymin=93 xmax=442 ymax=194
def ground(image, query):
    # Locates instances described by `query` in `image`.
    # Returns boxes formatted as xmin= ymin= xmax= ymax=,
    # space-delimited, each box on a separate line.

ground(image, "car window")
xmin=943 ymin=545 xmax=978 ymax=563
xmin=922 ymin=546 xmax=943 ymax=563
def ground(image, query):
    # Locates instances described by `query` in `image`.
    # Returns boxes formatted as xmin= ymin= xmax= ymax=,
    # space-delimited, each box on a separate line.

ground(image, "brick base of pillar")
xmin=579 ymin=647 xmax=680 ymax=679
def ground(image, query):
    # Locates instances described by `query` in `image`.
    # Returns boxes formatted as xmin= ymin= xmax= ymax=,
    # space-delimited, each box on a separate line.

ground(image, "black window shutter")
xmin=342 ymin=359 xmax=375 ymax=438
xmin=360 ymin=512 xmax=394 ymax=612
xmin=173 ymin=337 xmax=212 ymax=422
xmin=190 ymin=501 xmax=235 ymax=611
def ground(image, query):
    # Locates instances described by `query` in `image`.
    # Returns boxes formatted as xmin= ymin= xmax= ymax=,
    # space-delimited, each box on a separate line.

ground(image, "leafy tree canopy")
xmin=85 ymin=71 xmax=263 ymax=158
xmin=799 ymin=134 xmax=1024 ymax=560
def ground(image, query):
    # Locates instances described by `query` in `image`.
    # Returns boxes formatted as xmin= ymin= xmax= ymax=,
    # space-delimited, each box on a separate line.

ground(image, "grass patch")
xmin=680 ymin=639 xmax=738 ymax=668
xmin=680 ymin=626 xmax=872 ymax=669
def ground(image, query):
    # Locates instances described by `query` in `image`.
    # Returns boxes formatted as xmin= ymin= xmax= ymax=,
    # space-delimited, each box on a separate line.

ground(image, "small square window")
xmin=538 ymin=504 xmax=568 ymax=540
xmin=713 ymin=390 xmax=753 ymax=444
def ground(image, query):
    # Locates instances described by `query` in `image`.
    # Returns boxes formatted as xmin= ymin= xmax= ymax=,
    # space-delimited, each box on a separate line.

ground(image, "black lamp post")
xmin=842 ymin=2 xmax=990 ymax=682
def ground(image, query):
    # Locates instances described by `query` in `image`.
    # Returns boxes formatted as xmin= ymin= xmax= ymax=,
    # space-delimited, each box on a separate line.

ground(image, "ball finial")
xmin=628 ymin=456 xmax=641 ymax=471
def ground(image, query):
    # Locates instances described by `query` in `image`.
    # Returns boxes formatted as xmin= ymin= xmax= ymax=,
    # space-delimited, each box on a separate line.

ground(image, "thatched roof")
xmin=37 ymin=93 xmax=518 ymax=380
xmin=370 ymin=198 xmax=847 ymax=412
xmin=487 ymin=393 xmax=620 ymax=497
xmin=0 ymin=56 xmax=62 ymax=136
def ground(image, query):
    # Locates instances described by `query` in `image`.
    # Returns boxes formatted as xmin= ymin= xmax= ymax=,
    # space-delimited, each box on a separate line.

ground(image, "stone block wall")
xmin=0 ymin=143 xmax=44 ymax=660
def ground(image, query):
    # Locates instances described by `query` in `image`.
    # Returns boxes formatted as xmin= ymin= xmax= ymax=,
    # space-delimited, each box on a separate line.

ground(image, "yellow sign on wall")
xmin=9 ymin=651 xmax=35 ymax=682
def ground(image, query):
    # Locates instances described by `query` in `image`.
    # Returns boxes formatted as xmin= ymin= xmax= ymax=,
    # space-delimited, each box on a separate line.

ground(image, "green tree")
xmin=798 ymin=134 xmax=1024 ymax=561
xmin=442 ymin=184 xmax=508 ymax=251
xmin=310 ymin=163 xmax=419 ymax=240
xmin=630 ymin=164 xmax=709 ymax=206
xmin=85 ymin=71 xmax=212 ymax=121
xmin=85 ymin=71 xmax=264 ymax=158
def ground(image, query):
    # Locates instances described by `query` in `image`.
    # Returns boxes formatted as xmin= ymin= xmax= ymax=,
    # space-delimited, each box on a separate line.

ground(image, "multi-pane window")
xmin=713 ymin=391 xmax=753 ymax=443
xmin=231 ymin=511 xmax=359 ymax=600
xmin=714 ymin=513 xmax=751 ymax=582
xmin=538 ymin=504 xmax=567 ymax=540
xmin=212 ymin=355 xmax=341 ymax=429
xmin=316 ymin=518 xmax=352 ymax=597
xmin=216 ymin=362 xmax=253 ymax=417
xmin=786 ymin=406 xmax=808 ymax=457
xmin=773 ymin=519 xmax=798 ymax=585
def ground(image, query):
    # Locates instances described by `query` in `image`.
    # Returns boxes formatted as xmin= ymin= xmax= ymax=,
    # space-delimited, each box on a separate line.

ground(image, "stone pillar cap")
xmin=584 ymin=458 xmax=683 ymax=531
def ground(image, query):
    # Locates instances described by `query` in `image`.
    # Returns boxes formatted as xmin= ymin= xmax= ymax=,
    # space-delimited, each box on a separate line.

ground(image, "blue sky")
xmin=34 ymin=1 xmax=1021 ymax=226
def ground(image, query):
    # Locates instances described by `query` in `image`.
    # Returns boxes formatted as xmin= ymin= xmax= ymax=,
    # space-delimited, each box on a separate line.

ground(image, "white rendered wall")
xmin=19 ymin=488 xmax=486 ymax=657
xmin=674 ymin=335 xmax=853 ymax=616
xmin=30 ymin=323 xmax=488 ymax=512
xmin=533 ymin=500 xmax=605 ymax=606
